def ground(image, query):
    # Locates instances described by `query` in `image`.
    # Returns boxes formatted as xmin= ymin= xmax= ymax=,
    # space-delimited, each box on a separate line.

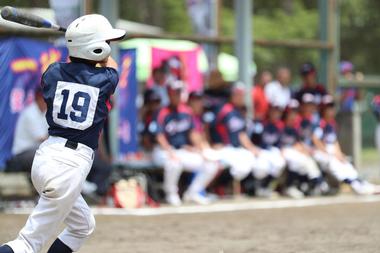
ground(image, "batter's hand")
xmin=98 ymin=56 xmax=118 ymax=69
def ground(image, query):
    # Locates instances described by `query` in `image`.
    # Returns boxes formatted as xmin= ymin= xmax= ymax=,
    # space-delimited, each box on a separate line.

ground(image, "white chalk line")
xmin=4 ymin=195 xmax=380 ymax=216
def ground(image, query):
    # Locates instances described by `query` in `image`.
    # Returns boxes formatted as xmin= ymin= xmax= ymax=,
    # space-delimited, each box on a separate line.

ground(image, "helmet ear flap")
xmin=85 ymin=41 xmax=111 ymax=61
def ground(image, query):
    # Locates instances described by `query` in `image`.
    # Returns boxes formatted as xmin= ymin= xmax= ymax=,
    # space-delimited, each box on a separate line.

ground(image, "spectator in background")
xmin=6 ymin=88 xmax=48 ymax=173
xmin=339 ymin=61 xmax=361 ymax=112
xmin=252 ymin=70 xmax=272 ymax=120
xmin=151 ymin=67 xmax=169 ymax=106
xmin=265 ymin=67 xmax=292 ymax=109
xmin=295 ymin=62 xmax=327 ymax=105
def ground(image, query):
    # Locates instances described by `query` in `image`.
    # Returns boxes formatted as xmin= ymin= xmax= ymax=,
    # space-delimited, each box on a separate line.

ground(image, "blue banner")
xmin=0 ymin=37 xmax=68 ymax=169
xmin=118 ymin=49 xmax=138 ymax=158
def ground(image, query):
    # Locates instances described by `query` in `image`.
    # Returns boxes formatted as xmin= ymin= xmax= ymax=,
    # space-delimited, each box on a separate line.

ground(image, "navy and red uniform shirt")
xmin=213 ymin=103 xmax=246 ymax=147
xmin=247 ymin=119 xmax=264 ymax=146
xmin=298 ymin=115 xmax=318 ymax=147
xmin=155 ymin=104 xmax=195 ymax=149
xmin=261 ymin=120 xmax=284 ymax=149
xmin=42 ymin=62 xmax=118 ymax=150
xmin=295 ymin=84 xmax=327 ymax=104
xmin=280 ymin=125 xmax=300 ymax=148
xmin=313 ymin=119 xmax=337 ymax=144
xmin=140 ymin=111 xmax=158 ymax=145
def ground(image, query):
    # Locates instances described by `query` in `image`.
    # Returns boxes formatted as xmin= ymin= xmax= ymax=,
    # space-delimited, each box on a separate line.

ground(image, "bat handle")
xmin=50 ymin=23 xmax=66 ymax=32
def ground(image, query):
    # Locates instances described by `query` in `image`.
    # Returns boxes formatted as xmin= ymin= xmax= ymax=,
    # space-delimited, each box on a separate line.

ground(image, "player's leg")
xmin=313 ymin=150 xmax=330 ymax=171
xmin=175 ymin=149 xmax=218 ymax=204
xmin=152 ymin=146 xmax=183 ymax=205
xmin=328 ymin=157 xmax=374 ymax=194
xmin=261 ymin=148 xmax=286 ymax=178
xmin=4 ymin=141 xmax=92 ymax=253
xmin=329 ymin=156 xmax=358 ymax=182
xmin=218 ymin=146 xmax=253 ymax=180
xmin=283 ymin=147 xmax=323 ymax=197
xmin=249 ymin=150 xmax=277 ymax=197
xmin=47 ymin=195 xmax=95 ymax=253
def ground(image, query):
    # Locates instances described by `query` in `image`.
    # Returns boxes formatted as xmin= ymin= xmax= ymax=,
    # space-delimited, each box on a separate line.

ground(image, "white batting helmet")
xmin=65 ymin=14 xmax=126 ymax=61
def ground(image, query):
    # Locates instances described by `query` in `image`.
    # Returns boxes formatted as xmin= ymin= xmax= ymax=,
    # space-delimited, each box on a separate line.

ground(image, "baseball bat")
xmin=0 ymin=6 xmax=66 ymax=32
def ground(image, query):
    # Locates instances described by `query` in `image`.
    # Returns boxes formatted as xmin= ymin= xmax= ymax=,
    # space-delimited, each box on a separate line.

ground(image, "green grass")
xmin=362 ymin=148 xmax=380 ymax=165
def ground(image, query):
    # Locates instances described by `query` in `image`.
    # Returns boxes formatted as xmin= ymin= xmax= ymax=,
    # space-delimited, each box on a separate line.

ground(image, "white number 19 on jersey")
xmin=52 ymin=81 xmax=100 ymax=130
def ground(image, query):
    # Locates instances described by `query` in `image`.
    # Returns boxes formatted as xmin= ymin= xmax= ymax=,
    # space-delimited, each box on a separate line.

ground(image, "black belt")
xmin=65 ymin=140 xmax=78 ymax=150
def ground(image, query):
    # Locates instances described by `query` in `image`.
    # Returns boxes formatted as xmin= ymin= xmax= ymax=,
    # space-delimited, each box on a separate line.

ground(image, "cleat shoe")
xmin=166 ymin=193 xmax=182 ymax=206
xmin=255 ymin=187 xmax=273 ymax=198
xmin=183 ymin=192 xmax=211 ymax=205
xmin=0 ymin=245 xmax=14 ymax=253
xmin=284 ymin=186 xmax=305 ymax=199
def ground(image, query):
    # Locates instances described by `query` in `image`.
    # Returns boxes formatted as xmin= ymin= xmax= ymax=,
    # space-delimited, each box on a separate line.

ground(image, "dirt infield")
xmin=1 ymin=201 xmax=379 ymax=253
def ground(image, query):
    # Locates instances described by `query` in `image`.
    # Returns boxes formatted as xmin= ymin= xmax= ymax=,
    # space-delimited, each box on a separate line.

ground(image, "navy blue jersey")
xmin=213 ymin=103 xmax=246 ymax=147
xmin=155 ymin=104 xmax=195 ymax=149
xmin=139 ymin=110 xmax=159 ymax=146
xmin=298 ymin=116 xmax=317 ymax=147
xmin=280 ymin=126 xmax=300 ymax=147
xmin=247 ymin=119 xmax=264 ymax=146
xmin=42 ymin=62 xmax=118 ymax=150
xmin=313 ymin=119 xmax=337 ymax=144
xmin=261 ymin=121 xmax=283 ymax=149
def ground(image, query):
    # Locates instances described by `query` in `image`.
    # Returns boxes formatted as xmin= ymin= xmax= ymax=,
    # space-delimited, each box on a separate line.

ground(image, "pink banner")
xmin=148 ymin=47 xmax=203 ymax=92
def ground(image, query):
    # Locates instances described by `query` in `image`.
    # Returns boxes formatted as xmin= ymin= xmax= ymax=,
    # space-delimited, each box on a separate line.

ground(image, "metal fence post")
xmin=234 ymin=0 xmax=253 ymax=118
xmin=100 ymin=0 xmax=119 ymax=161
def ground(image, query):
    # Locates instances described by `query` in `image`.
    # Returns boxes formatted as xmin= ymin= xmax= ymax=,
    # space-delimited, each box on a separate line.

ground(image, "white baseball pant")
xmin=259 ymin=147 xmax=286 ymax=178
xmin=313 ymin=146 xmax=358 ymax=182
xmin=6 ymin=136 xmax=94 ymax=253
xmin=211 ymin=146 xmax=275 ymax=180
xmin=282 ymin=147 xmax=321 ymax=179
xmin=152 ymin=146 xmax=218 ymax=196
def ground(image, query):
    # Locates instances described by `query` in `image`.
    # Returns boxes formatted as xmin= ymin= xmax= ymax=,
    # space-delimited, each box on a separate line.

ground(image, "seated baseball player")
xmin=280 ymin=99 xmax=323 ymax=198
xmin=312 ymin=95 xmax=380 ymax=195
xmin=210 ymin=83 xmax=274 ymax=196
xmin=0 ymin=14 xmax=125 ymax=253
xmin=151 ymin=81 xmax=219 ymax=206
xmin=186 ymin=91 xmax=221 ymax=160
xmin=255 ymin=102 xmax=287 ymax=196
xmin=6 ymin=88 xmax=48 ymax=174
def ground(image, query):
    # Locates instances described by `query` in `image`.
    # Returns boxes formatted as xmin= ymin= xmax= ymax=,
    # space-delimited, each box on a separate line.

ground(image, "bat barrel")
xmin=1 ymin=6 xmax=66 ymax=32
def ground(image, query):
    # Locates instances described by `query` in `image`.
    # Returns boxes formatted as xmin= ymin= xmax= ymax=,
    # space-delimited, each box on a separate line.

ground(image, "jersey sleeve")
xmin=313 ymin=126 xmax=323 ymax=139
xmin=105 ymin=67 xmax=119 ymax=94
xmin=41 ymin=62 xmax=58 ymax=88
xmin=155 ymin=109 xmax=166 ymax=134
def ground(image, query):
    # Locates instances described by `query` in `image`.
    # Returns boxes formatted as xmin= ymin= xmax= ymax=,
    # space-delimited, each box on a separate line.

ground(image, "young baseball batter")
xmin=0 ymin=14 xmax=125 ymax=253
